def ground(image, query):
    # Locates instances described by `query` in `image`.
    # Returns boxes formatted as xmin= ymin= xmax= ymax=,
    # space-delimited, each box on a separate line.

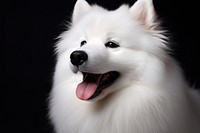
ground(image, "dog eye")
xmin=105 ymin=41 xmax=119 ymax=48
xmin=80 ymin=40 xmax=87 ymax=47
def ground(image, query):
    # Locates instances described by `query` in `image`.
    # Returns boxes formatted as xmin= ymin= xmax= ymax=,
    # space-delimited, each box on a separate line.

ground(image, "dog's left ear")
xmin=130 ymin=0 xmax=157 ymax=29
xmin=72 ymin=0 xmax=91 ymax=24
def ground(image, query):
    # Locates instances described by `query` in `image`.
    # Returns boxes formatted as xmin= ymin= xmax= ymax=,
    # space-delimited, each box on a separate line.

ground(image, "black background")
xmin=2 ymin=0 xmax=200 ymax=133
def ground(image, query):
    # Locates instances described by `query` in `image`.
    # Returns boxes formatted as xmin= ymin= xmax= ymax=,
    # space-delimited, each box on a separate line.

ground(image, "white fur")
xmin=49 ymin=0 xmax=200 ymax=132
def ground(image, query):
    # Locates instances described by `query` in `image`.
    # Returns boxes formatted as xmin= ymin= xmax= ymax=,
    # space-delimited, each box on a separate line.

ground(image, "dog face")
xmin=56 ymin=0 xmax=167 ymax=101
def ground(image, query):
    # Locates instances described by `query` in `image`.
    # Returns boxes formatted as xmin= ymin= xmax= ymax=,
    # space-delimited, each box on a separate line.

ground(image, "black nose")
xmin=70 ymin=51 xmax=88 ymax=66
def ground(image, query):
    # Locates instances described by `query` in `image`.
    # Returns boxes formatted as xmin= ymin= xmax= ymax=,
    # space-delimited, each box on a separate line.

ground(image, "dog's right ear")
xmin=72 ymin=0 xmax=91 ymax=24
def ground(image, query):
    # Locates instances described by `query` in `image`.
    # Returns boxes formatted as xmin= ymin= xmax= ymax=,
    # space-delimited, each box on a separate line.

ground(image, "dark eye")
xmin=105 ymin=41 xmax=119 ymax=48
xmin=80 ymin=40 xmax=87 ymax=47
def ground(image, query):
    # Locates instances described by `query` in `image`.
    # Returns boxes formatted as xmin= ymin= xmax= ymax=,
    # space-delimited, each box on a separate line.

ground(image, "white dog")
xmin=49 ymin=0 xmax=200 ymax=132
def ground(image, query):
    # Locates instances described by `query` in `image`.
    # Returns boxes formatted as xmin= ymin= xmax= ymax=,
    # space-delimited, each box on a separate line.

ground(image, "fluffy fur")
xmin=49 ymin=0 xmax=200 ymax=132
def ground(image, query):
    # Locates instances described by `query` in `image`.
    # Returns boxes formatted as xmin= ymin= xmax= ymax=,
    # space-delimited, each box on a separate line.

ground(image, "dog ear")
xmin=129 ymin=0 xmax=157 ymax=29
xmin=72 ymin=0 xmax=91 ymax=24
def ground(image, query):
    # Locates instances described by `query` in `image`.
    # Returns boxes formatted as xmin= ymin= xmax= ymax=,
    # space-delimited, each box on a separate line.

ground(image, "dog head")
xmin=56 ymin=0 xmax=168 ymax=101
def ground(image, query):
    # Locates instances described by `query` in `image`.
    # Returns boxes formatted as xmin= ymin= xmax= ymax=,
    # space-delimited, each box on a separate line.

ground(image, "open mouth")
xmin=76 ymin=71 xmax=120 ymax=100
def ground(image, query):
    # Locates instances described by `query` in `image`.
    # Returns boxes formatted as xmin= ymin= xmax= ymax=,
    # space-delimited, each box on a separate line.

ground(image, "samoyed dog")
xmin=49 ymin=0 xmax=200 ymax=132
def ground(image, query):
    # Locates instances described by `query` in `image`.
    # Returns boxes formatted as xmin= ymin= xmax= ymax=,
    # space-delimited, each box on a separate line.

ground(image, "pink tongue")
xmin=76 ymin=81 xmax=97 ymax=100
